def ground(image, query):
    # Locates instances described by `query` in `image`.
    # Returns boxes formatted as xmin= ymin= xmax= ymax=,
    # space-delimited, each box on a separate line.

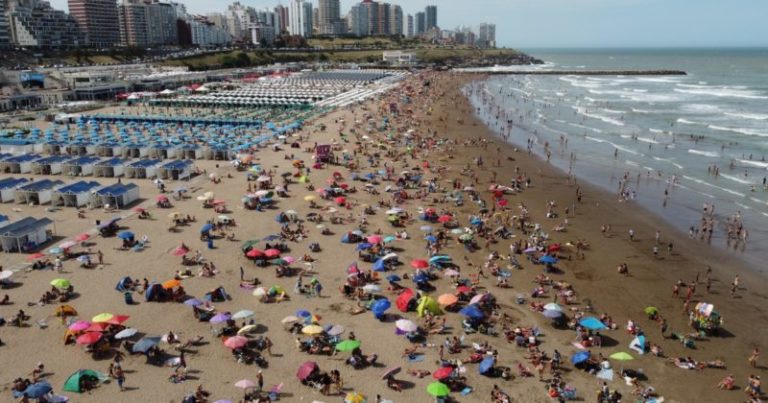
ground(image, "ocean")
xmin=463 ymin=48 xmax=768 ymax=272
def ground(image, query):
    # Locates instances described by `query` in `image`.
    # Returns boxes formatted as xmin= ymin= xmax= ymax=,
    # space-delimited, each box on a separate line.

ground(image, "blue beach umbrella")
xmin=579 ymin=317 xmax=607 ymax=330
xmin=386 ymin=274 xmax=401 ymax=283
xmin=356 ymin=242 xmax=373 ymax=251
xmin=459 ymin=305 xmax=484 ymax=320
xmin=371 ymin=298 xmax=391 ymax=319
xmin=133 ymin=336 xmax=162 ymax=354
xmin=479 ymin=356 xmax=496 ymax=375
xmin=540 ymin=255 xmax=558 ymax=265
xmin=571 ymin=351 xmax=591 ymax=365
xmin=117 ymin=231 xmax=134 ymax=240
xmin=373 ymin=258 xmax=386 ymax=272
xmin=200 ymin=223 xmax=214 ymax=233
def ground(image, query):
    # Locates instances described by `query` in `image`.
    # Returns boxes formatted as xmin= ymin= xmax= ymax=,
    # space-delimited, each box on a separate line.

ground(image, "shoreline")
xmin=0 ymin=70 xmax=764 ymax=403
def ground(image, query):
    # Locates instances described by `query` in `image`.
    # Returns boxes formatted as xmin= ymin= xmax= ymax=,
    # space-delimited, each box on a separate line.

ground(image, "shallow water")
xmin=465 ymin=48 xmax=768 ymax=272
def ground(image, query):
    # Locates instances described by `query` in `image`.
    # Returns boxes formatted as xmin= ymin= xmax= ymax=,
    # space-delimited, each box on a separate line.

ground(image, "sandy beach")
xmin=0 ymin=71 xmax=765 ymax=403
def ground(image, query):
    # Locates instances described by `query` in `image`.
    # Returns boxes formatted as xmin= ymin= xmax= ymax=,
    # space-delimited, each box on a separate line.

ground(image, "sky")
xmin=49 ymin=0 xmax=768 ymax=48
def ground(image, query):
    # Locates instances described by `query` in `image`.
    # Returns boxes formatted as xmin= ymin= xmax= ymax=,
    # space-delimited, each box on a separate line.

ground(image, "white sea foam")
xmin=637 ymin=137 xmax=660 ymax=144
xmin=681 ymin=104 xmax=721 ymax=114
xmin=626 ymin=160 xmax=640 ymax=167
xmin=719 ymin=173 xmax=753 ymax=185
xmin=653 ymin=157 xmax=684 ymax=169
xmin=708 ymin=125 xmax=768 ymax=137
xmin=568 ymin=123 xmax=603 ymax=133
xmin=677 ymin=118 xmax=701 ymax=125
xmin=724 ymin=112 xmax=768 ymax=121
xmin=688 ymin=149 xmax=720 ymax=158
xmin=585 ymin=136 xmax=605 ymax=143
xmin=674 ymin=87 xmax=768 ymax=100
xmin=682 ymin=175 xmax=746 ymax=197
xmin=738 ymin=160 xmax=768 ymax=169
xmin=573 ymin=106 xmax=625 ymax=126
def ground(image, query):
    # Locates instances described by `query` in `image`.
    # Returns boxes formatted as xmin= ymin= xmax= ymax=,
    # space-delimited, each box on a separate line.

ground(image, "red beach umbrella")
xmin=410 ymin=259 xmax=429 ymax=269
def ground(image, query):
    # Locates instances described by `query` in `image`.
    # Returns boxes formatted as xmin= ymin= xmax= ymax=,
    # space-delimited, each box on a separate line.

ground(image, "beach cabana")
xmin=157 ymin=160 xmax=193 ymax=180
xmin=95 ymin=143 xmax=122 ymax=157
xmin=92 ymin=183 xmax=139 ymax=208
xmin=62 ymin=156 xmax=101 ymax=176
xmin=52 ymin=181 xmax=103 ymax=207
xmin=14 ymin=179 xmax=65 ymax=205
xmin=149 ymin=144 xmax=173 ymax=160
xmin=0 ymin=139 xmax=36 ymax=154
xmin=122 ymin=143 xmax=150 ymax=159
xmin=203 ymin=146 xmax=234 ymax=161
xmin=173 ymin=144 xmax=202 ymax=160
xmin=0 ymin=217 xmax=54 ymax=253
xmin=125 ymin=159 xmax=162 ymax=179
xmin=93 ymin=158 xmax=127 ymax=178
xmin=0 ymin=178 xmax=28 ymax=202
xmin=31 ymin=155 xmax=73 ymax=175
xmin=1 ymin=154 xmax=42 ymax=174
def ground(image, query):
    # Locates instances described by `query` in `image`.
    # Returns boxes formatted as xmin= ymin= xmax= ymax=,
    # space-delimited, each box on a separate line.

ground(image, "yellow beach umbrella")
xmin=92 ymin=313 xmax=114 ymax=323
xmin=302 ymin=325 xmax=324 ymax=335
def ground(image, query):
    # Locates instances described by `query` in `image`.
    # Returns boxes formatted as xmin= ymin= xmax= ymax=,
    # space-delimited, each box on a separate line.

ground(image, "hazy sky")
xmin=49 ymin=0 xmax=768 ymax=48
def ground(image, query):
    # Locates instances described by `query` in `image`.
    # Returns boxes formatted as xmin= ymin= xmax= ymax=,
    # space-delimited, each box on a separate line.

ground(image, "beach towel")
xmin=461 ymin=387 xmax=473 ymax=396
xmin=407 ymin=354 xmax=425 ymax=363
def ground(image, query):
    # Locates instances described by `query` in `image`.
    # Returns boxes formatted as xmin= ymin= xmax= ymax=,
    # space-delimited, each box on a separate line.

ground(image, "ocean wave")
xmin=653 ymin=157 xmax=684 ymax=169
xmin=559 ymin=76 xmax=603 ymax=89
xmin=708 ymin=125 xmax=768 ymax=137
xmin=677 ymin=118 xmax=702 ymax=125
xmin=719 ymin=173 xmax=753 ymax=185
xmin=674 ymin=87 xmax=768 ymax=100
xmin=688 ymin=149 xmax=720 ymax=158
xmin=681 ymin=104 xmax=721 ymax=114
xmin=585 ymin=136 xmax=605 ymax=143
xmin=626 ymin=160 xmax=640 ymax=167
xmin=573 ymin=106 xmax=625 ymax=126
xmin=637 ymin=137 xmax=660 ymax=144
xmin=750 ymin=197 xmax=768 ymax=206
xmin=621 ymin=93 xmax=682 ymax=102
xmin=636 ymin=77 xmax=683 ymax=83
xmin=568 ymin=123 xmax=603 ymax=133
xmin=724 ymin=112 xmax=768 ymax=121
xmin=739 ymin=160 xmax=768 ymax=169
xmin=682 ymin=175 xmax=746 ymax=197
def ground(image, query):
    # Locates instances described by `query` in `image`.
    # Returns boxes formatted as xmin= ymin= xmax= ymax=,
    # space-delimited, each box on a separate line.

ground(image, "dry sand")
xmin=0 ymin=71 xmax=765 ymax=403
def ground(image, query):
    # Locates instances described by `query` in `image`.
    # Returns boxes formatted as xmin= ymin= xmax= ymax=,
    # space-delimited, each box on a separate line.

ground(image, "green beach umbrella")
xmin=383 ymin=236 xmax=397 ymax=243
xmin=335 ymin=339 xmax=361 ymax=352
xmin=426 ymin=382 xmax=450 ymax=397
xmin=609 ymin=352 xmax=634 ymax=361
xmin=241 ymin=239 xmax=259 ymax=252
xmin=63 ymin=369 xmax=103 ymax=393
xmin=644 ymin=307 xmax=659 ymax=315
xmin=50 ymin=278 xmax=71 ymax=289
xmin=271 ymin=258 xmax=288 ymax=266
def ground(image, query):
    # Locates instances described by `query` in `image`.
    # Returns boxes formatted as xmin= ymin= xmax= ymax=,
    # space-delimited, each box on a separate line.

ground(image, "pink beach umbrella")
xmin=224 ymin=336 xmax=248 ymax=349
xmin=68 ymin=320 xmax=91 ymax=331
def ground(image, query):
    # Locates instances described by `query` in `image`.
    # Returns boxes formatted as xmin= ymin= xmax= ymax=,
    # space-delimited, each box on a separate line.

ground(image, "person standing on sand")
xmin=628 ymin=228 xmax=635 ymax=241
xmin=114 ymin=367 xmax=125 ymax=391
xmin=749 ymin=348 xmax=759 ymax=368
xmin=97 ymin=250 xmax=103 ymax=265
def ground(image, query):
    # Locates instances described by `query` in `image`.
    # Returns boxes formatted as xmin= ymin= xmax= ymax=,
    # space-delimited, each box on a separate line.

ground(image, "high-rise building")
xmin=478 ymin=22 xmax=496 ymax=48
xmin=0 ymin=1 xmax=10 ymax=48
xmin=405 ymin=14 xmax=412 ymax=38
xmin=226 ymin=2 xmax=255 ymax=41
xmin=288 ymin=0 xmax=312 ymax=37
xmin=425 ymin=5 xmax=437 ymax=30
xmin=317 ymin=0 xmax=344 ymax=36
xmin=348 ymin=3 xmax=368 ymax=36
xmin=117 ymin=0 xmax=148 ymax=46
xmin=117 ymin=0 xmax=177 ymax=47
xmin=374 ymin=2 xmax=389 ymax=36
xmin=67 ymin=0 xmax=120 ymax=47
xmin=251 ymin=8 xmax=279 ymax=45
xmin=389 ymin=4 xmax=402 ymax=36
xmin=415 ymin=11 xmax=425 ymax=35
xmin=274 ymin=5 xmax=289 ymax=34
xmin=6 ymin=0 xmax=84 ymax=48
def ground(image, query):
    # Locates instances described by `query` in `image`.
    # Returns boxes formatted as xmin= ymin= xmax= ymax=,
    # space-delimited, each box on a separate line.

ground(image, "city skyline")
xmin=47 ymin=0 xmax=768 ymax=48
